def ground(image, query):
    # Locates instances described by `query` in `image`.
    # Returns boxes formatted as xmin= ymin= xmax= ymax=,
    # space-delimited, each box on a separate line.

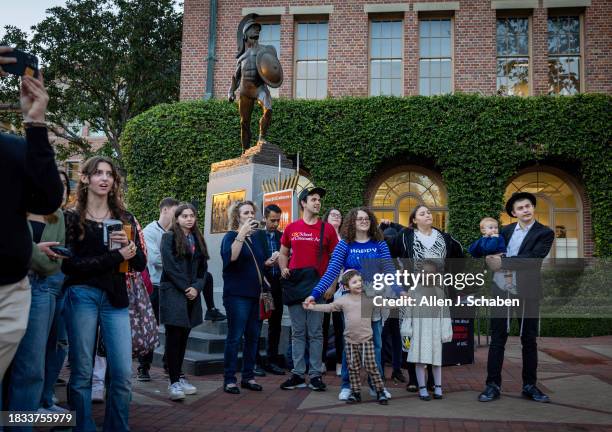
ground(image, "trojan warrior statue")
xmin=228 ymin=14 xmax=283 ymax=152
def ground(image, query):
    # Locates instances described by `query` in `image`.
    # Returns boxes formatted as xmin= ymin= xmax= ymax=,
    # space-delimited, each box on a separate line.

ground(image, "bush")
xmin=121 ymin=94 xmax=612 ymax=256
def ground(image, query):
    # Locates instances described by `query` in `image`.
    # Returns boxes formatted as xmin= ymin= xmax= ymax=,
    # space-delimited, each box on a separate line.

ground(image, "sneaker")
xmin=91 ymin=386 xmax=105 ymax=403
xmin=338 ymin=388 xmax=351 ymax=401
xmin=38 ymin=404 xmax=70 ymax=415
xmin=377 ymin=390 xmax=389 ymax=405
xmin=369 ymin=387 xmax=392 ymax=399
xmin=347 ymin=392 xmax=361 ymax=404
xmin=179 ymin=377 xmax=197 ymax=395
xmin=321 ymin=363 xmax=327 ymax=374
xmin=254 ymin=365 xmax=266 ymax=377
xmin=204 ymin=308 xmax=226 ymax=321
xmin=335 ymin=363 xmax=342 ymax=376
xmin=137 ymin=367 xmax=151 ymax=382
xmin=308 ymin=376 xmax=327 ymax=391
xmin=280 ymin=374 xmax=307 ymax=390
xmin=168 ymin=382 xmax=186 ymax=401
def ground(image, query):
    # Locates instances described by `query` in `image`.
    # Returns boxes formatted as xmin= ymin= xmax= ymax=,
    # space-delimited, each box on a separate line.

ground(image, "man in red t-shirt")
xmin=278 ymin=187 xmax=338 ymax=392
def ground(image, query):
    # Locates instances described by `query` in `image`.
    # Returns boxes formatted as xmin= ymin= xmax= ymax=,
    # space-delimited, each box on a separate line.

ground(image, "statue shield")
xmin=256 ymin=46 xmax=284 ymax=88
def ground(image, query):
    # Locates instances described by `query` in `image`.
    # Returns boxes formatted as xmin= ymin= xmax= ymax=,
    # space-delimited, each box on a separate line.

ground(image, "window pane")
xmin=392 ymin=21 xmax=402 ymax=38
xmin=319 ymin=23 xmax=328 ymax=40
xmin=371 ymin=78 xmax=380 ymax=96
xmin=440 ymin=59 xmax=451 ymax=77
xmin=431 ymin=78 xmax=441 ymax=95
xmin=381 ymin=61 xmax=391 ymax=78
xmin=441 ymin=19 xmax=451 ymax=37
xmin=420 ymin=60 xmax=429 ymax=77
xmin=420 ymin=21 xmax=429 ymax=38
xmin=391 ymin=60 xmax=401 ymax=79
xmin=517 ymin=35 xmax=529 ymax=55
xmin=431 ymin=38 xmax=441 ymax=57
xmin=307 ymin=79 xmax=317 ymax=98
xmin=392 ymin=79 xmax=402 ymax=96
xmin=307 ymin=62 xmax=317 ymax=78
xmin=440 ymin=78 xmax=451 ymax=94
xmin=297 ymin=24 xmax=307 ymax=40
xmin=392 ymin=39 xmax=402 ymax=58
xmin=431 ymin=20 xmax=441 ymax=37
xmin=307 ymin=23 xmax=317 ymax=40
xmin=382 ymin=21 xmax=392 ymax=38
xmin=440 ymin=37 xmax=451 ymax=57
xmin=497 ymin=58 xmax=529 ymax=96
xmin=381 ymin=79 xmax=391 ymax=95
xmin=316 ymin=80 xmax=327 ymax=99
xmin=371 ymin=39 xmax=381 ymax=58
xmin=420 ymin=37 xmax=430 ymax=57
xmin=296 ymin=80 xmax=306 ymax=98
xmin=307 ymin=41 xmax=317 ymax=59
xmin=297 ymin=41 xmax=307 ymax=60
xmin=318 ymin=40 xmax=328 ymax=59
xmin=372 ymin=60 xmax=381 ymax=79
xmin=431 ymin=59 xmax=440 ymax=77
xmin=381 ymin=41 xmax=391 ymax=58
xmin=296 ymin=62 xmax=307 ymax=79
xmin=420 ymin=78 xmax=430 ymax=95
xmin=372 ymin=21 xmax=381 ymax=38
xmin=318 ymin=61 xmax=328 ymax=80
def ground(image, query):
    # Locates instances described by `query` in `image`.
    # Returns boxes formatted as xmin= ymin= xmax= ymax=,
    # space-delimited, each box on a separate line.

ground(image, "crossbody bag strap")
xmin=317 ymin=221 xmax=325 ymax=267
xmin=244 ymin=238 xmax=265 ymax=290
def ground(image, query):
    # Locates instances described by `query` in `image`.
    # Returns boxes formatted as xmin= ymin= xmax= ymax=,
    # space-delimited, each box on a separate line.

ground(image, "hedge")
xmin=121 ymin=94 xmax=611 ymax=256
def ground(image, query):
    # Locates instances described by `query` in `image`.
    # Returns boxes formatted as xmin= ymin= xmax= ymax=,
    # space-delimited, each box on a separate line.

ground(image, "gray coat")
xmin=159 ymin=231 xmax=207 ymax=328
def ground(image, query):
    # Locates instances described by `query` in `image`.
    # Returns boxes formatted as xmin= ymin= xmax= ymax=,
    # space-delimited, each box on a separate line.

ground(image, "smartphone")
xmin=103 ymin=219 xmax=124 ymax=250
xmin=49 ymin=246 xmax=73 ymax=258
xmin=0 ymin=49 xmax=39 ymax=78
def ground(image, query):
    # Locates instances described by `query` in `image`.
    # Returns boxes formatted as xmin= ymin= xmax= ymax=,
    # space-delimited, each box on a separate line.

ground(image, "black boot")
xmin=347 ymin=392 xmax=361 ymax=404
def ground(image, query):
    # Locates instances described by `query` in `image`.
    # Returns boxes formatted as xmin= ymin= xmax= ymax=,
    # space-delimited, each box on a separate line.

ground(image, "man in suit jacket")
xmin=479 ymin=192 xmax=554 ymax=403
xmin=253 ymin=204 xmax=286 ymax=375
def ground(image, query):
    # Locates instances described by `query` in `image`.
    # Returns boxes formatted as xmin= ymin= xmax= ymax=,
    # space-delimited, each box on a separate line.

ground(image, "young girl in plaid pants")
xmin=304 ymin=269 xmax=388 ymax=405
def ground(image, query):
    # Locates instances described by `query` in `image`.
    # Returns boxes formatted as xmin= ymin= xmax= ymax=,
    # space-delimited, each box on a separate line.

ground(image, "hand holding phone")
xmin=0 ymin=48 xmax=39 ymax=78
xmin=49 ymin=245 xmax=73 ymax=259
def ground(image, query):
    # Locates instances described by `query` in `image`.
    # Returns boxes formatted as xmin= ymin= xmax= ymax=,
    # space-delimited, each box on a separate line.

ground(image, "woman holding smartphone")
xmin=220 ymin=201 xmax=266 ymax=394
xmin=62 ymin=156 xmax=145 ymax=432
xmin=160 ymin=203 xmax=208 ymax=401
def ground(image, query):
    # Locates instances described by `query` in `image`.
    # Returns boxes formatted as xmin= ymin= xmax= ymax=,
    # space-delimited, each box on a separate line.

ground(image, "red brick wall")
xmin=181 ymin=0 xmax=611 ymax=100
xmin=180 ymin=0 xmax=209 ymax=100
xmin=585 ymin=0 xmax=612 ymax=93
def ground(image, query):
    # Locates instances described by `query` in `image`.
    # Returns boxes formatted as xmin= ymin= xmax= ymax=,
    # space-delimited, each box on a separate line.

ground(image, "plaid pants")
xmin=346 ymin=339 xmax=384 ymax=392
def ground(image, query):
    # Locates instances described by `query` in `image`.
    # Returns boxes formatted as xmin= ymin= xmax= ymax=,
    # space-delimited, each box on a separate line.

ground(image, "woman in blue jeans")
xmin=220 ymin=201 xmax=265 ymax=394
xmin=62 ymin=156 xmax=146 ymax=432
xmin=305 ymin=207 xmax=401 ymax=401
xmin=7 ymin=206 xmax=66 ymax=429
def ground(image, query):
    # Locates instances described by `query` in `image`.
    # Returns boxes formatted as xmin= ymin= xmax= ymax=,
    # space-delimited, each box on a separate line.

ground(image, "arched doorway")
xmin=501 ymin=168 xmax=583 ymax=258
xmin=369 ymin=166 xmax=448 ymax=230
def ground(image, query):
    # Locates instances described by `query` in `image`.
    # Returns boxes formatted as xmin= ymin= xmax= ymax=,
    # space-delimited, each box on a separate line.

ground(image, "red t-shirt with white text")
xmin=280 ymin=219 xmax=339 ymax=276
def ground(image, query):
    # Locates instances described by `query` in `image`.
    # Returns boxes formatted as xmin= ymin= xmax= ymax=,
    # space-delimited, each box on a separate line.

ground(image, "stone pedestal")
xmin=204 ymin=142 xmax=295 ymax=297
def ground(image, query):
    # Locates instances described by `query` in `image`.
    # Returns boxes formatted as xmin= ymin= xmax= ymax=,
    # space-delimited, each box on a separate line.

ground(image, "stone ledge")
xmin=210 ymin=141 xmax=294 ymax=173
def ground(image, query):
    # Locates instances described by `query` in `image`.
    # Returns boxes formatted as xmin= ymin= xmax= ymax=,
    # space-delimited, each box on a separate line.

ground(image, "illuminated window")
xmin=548 ymin=15 xmax=581 ymax=95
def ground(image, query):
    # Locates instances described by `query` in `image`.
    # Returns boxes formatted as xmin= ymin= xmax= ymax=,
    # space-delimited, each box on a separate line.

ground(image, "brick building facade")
xmin=179 ymin=0 xmax=611 ymax=258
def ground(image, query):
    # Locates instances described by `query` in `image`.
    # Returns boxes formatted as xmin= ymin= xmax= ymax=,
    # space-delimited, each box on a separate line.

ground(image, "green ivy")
xmin=121 ymin=94 xmax=611 ymax=256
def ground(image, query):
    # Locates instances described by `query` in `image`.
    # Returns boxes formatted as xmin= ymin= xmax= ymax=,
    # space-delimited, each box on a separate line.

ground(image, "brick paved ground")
xmin=57 ymin=336 xmax=612 ymax=431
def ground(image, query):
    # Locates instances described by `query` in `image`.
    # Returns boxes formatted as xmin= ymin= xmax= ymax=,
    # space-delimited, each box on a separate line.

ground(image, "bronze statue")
xmin=228 ymin=14 xmax=283 ymax=152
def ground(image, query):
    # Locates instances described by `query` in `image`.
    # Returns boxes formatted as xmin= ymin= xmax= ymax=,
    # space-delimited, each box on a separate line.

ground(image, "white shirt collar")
xmin=515 ymin=220 xmax=536 ymax=232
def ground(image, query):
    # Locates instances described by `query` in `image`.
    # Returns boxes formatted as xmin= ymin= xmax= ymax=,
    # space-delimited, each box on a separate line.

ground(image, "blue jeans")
xmin=64 ymin=285 xmax=132 ymax=432
xmin=223 ymin=296 xmax=261 ymax=385
xmin=341 ymin=320 xmax=383 ymax=390
xmin=41 ymin=273 xmax=68 ymax=408
xmin=7 ymin=273 xmax=57 ymax=431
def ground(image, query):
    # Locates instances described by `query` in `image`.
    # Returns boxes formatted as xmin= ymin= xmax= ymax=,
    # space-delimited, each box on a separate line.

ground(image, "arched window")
xmin=501 ymin=170 xmax=583 ymax=258
xmin=370 ymin=167 xmax=448 ymax=229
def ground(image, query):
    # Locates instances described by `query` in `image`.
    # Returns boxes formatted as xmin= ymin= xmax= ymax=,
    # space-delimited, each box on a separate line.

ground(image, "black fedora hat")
xmin=505 ymin=192 xmax=537 ymax=217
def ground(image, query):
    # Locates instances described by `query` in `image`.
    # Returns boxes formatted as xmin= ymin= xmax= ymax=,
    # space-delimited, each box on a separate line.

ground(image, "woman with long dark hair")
xmin=384 ymin=204 xmax=464 ymax=394
xmin=160 ymin=203 xmax=208 ymax=401
xmin=62 ymin=156 xmax=146 ymax=432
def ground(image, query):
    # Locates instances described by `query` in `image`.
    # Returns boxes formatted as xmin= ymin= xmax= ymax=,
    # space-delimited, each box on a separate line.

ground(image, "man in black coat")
xmin=253 ymin=204 xmax=286 ymax=375
xmin=479 ymin=192 xmax=554 ymax=403
xmin=0 ymin=47 xmax=63 ymax=376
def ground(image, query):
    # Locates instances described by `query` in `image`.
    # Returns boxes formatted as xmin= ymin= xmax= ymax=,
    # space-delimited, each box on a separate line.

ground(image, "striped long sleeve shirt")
xmin=310 ymin=239 xmax=399 ymax=301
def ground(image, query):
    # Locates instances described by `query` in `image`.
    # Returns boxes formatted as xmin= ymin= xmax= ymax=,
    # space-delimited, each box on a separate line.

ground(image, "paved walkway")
xmin=59 ymin=336 xmax=612 ymax=431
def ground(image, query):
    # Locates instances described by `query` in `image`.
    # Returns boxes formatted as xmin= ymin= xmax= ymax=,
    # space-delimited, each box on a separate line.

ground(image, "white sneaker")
xmin=38 ymin=404 xmax=70 ymax=415
xmin=335 ymin=364 xmax=342 ymax=376
xmin=321 ymin=364 xmax=327 ymax=374
xmin=91 ymin=386 xmax=105 ymax=403
xmin=168 ymin=382 xmax=186 ymax=401
xmin=338 ymin=388 xmax=351 ymax=401
xmin=179 ymin=377 xmax=197 ymax=395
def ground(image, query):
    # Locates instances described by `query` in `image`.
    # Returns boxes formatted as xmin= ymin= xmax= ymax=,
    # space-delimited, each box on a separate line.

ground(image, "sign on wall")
xmin=211 ymin=189 xmax=246 ymax=233
xmin=262 ymin=189 xmax=293 ymax=232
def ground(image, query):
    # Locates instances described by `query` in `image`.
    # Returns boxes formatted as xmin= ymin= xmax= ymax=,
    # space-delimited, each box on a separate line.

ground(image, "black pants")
xmin=266 ymin=278 xmax=284 ymax=364
xmin=165 ymin=325 xmax=192 ymax=384
xmin=382 ymin=317 xmax=403 ymax=373
xmin=203 ymin=271 xmax=216 ymax=311
xmin=486 ymin=315 xmax=539 ymax=387
xmin=138 ymin=285 xmax=161 ymax=369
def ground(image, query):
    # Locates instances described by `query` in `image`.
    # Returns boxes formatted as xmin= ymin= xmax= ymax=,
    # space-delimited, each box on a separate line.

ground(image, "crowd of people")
xmin=0 ymin=47 xmax=555 ymax=431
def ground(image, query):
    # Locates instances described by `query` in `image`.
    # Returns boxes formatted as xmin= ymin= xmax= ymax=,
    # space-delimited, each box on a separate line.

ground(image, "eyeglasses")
xmin=329 ymin=213 xmax=341 ymax=218
xmin=356 ymin=217 xmax=370 ymax=222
